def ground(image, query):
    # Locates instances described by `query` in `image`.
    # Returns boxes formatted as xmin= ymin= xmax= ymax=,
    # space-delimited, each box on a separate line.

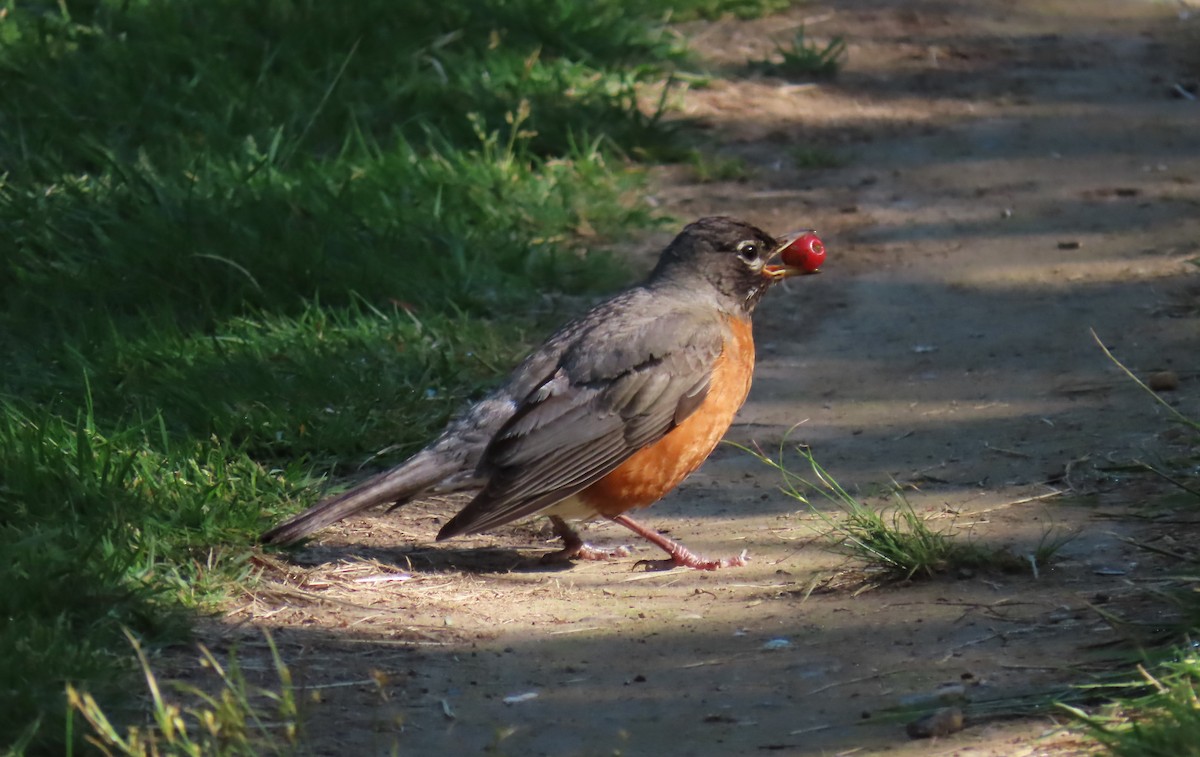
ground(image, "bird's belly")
xmin=572 ymin=317 xmax=755 ymax=518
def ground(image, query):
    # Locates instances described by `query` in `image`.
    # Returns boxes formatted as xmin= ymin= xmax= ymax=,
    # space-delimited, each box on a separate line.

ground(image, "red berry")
xmin=781 ymin=233 xmax=826 ymax=272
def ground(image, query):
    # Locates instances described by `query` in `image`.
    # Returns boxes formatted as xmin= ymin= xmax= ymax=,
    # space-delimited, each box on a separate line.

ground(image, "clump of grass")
xmin=68 ymin=630 xmax=300 ymax=756
xmin=1050 ymin=331 xmax=1200 ymax=753
xmin=0 ymin=401 xmax=310 ymax=751
xmin=1063 ymin=653 xmax=1200 ymax=756
xmin=804 ymin=474 xmax=974 ymax=579
xmin=742 ymin=442 xmax=1067 ymax=579
xmin=686 ymin=149 xmax=754 ymax=182
xmin=753 ymin=26 xmax=847 ymax=80
xmin=792 ymin=146 xmax=846 ymax=170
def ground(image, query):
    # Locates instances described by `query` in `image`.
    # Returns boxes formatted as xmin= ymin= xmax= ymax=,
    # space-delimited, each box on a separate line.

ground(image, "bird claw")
xmin=543 ymin=516 xmax=633 ymax=563
xmin=634 ymin=548 xmax=750 ymax=572
xmin=609 ymin=514 xmax=750 ymax=571
xmin=542 ymin=542 xmax=631 ymax=564
xmin=582 ymin=544 xmax=633 ymax=560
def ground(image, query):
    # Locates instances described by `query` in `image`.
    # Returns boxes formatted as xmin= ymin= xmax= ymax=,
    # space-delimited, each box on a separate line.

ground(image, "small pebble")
xmin=1148 ymin=371 xmax=1179 ymax=391
xmin=1057 ymin=240 xmax=1082 ymax=250
xmin=906 ymin=707 xmax=965 ymax=739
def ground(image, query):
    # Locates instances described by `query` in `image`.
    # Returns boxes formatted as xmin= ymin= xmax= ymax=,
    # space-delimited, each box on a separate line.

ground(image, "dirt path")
xmin=227 ymin=1 xmax=1200 ymax=754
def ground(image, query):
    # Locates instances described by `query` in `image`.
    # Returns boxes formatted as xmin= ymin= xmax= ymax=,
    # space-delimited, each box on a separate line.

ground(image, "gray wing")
xmin=436 ymin=307 xmax=725 ymax=539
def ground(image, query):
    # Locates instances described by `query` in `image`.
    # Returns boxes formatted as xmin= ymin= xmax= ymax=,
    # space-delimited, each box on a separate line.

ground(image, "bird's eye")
xmin=736 ymin=241 xmax=760 ymax=261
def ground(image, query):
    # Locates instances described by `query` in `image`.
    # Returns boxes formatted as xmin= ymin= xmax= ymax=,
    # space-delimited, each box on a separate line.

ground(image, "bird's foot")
xmin=543 ymin=515 xmax=631 ymax=564
xmin=542 ymin=542 xmax=632 ymax=564
xmin=612 ymin=514 xmax=750 ymax=571
xmin=634 ymin=548 xmax=749 ymax=572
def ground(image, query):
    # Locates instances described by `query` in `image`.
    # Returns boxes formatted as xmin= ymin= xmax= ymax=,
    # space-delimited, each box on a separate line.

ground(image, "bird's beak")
xmin=763 ymin=229 xmax=821 ymax=280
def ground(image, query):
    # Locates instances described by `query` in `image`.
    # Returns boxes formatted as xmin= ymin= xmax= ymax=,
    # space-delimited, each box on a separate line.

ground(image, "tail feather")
xmin=261 ymin=451 xmax=455 ymax=545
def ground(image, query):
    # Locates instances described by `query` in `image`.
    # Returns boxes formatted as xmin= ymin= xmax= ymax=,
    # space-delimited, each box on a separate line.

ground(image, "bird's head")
xmin=650 ymin=216 xmax=824 ymax=314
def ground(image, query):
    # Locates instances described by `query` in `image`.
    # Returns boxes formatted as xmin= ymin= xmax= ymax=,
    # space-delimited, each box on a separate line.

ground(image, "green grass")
xmin=753 ymin=25 xmax=847 ymax=80
xmin=792 ymin=146 xmax=846 ymax=170
xmin=744 ymin=443 xmax=1069 ymax=580
xmin=1049 ymin=333 xmax=1200 ymax=754
xmin=67 ymin=630 xmax=301 ymax=756
xmin=0 ymin=0 xmax=791 ymax=751
xmin=686 ymin=149 xmax=754 ymax=182
xmin=1064 ymin=654 xmax=1200 ymax=757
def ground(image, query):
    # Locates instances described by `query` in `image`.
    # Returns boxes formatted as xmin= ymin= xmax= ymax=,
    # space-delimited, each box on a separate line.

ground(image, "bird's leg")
xmin=541 ymin=516 xmax=632 ymax=563
xmin=611 ymin=514 xmax=749 ymax=571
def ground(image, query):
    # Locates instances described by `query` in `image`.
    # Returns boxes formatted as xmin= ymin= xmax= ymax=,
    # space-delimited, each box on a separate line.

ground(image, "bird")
xmin=261 ymin=216 xmax=821 ymax=570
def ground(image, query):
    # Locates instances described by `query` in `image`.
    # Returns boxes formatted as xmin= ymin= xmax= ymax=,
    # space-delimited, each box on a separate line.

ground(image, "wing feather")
xmin=437 ymin=308 xmax=726 ymax=539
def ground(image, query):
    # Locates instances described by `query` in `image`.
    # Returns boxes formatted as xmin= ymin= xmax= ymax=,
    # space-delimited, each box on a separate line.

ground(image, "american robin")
xmin=261 ymin=217 xmax=820 ymax=570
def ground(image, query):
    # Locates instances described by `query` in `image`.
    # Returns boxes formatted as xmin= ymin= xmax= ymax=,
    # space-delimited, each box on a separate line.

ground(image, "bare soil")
xmin=207 ymin=1 xmax=1200 ymax=754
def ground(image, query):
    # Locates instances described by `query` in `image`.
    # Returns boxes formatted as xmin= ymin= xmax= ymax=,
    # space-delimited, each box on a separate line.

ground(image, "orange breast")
xmin=577 ymin=315 xmax=756 ymax=517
